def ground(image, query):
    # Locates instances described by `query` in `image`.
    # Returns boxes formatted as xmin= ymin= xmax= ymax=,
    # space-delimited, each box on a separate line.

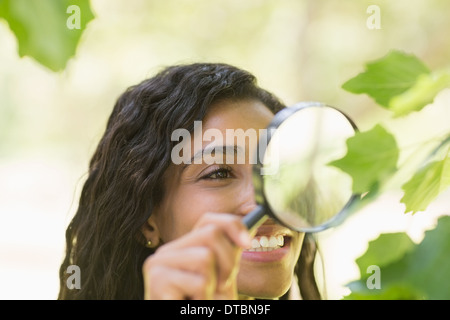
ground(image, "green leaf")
xmin=329 ymin=124 xmax=399 ymax=194
xmin=354 ymin=233 xmax=415 ymax=278
xmin=400 ymin=149 xmax=450 ymax=214
xmin=0 ymin=0 xmax=94 ymax=71
xmin=342 ymin=50 xmax=430 ymax=107
xmin=389 ymin=69 xmax=450 ymax=116
xmin=404 ymin=215 xmax=450 ymax=299
xmin=346 ymin=215 xmax=450 ymax=300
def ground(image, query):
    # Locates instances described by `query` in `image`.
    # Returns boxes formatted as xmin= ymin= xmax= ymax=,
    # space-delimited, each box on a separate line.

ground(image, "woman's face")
xmin=152 ymin=99 xmax=304 ymax=298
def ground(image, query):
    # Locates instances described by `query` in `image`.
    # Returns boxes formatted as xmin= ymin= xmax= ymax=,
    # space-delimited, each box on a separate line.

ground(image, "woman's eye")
xmin=202 ymin=167 xmax=232 ymax=180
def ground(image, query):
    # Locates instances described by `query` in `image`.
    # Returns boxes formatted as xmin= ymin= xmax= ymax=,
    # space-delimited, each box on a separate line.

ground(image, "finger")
xmin=192 ymin=213 xmax=250 ymax=289
xmin=194 ymin=212 xmax=252 ymax=249
xmin=143 ymin=265 xmax=213 ymax=300
xmin=191 ymin=213 xmax=251 ymax=288
xmin=158 ymin=213 xmax=251 ymax=252
xmin=143 ymin=246 xmax=217 ymax=289
xmin=195 ymin=224 xmax=241 ymax=289
xmin=149 ymin=213 xmax=251 ymax=298
xmin=158 ymin=222 xmax=241 ymax=287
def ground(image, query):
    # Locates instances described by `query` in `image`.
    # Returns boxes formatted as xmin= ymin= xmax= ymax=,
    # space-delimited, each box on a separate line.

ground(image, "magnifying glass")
xmin=242 ymin=101 xmax=359 ymax=233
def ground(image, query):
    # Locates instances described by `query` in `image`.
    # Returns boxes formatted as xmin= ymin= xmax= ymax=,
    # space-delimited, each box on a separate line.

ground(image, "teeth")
xmin=268 ymin=236 xmax=278 ymax=247
xmin=260 ymin=236 xmax=269 ymax=247
xmin=251 ymin=238 xmax=260 ymax=248
xmin=246 ymin=235 xmax=285 ymax=251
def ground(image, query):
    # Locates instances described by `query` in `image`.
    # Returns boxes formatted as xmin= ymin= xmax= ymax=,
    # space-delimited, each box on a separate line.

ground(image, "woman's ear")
xmin=140 ymin=215 xmax=161 ymax=249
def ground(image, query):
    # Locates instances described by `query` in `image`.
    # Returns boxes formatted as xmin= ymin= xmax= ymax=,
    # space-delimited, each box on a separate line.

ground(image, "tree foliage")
xmin=339 ymin=50 xmax=450 ymax=299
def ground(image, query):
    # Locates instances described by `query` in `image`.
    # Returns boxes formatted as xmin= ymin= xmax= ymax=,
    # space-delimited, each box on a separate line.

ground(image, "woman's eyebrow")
xmin=189 ymin=145 xmax=244 ymax=165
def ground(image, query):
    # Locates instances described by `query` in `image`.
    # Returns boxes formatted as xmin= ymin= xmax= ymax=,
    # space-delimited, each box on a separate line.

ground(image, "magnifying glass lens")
xmin=259 ymin=105 xmax=356 ymax=232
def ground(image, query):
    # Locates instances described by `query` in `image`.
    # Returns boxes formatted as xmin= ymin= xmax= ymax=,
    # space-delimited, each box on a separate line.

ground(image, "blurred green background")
xmin=1 ymin=0 xmax=449 ymax=299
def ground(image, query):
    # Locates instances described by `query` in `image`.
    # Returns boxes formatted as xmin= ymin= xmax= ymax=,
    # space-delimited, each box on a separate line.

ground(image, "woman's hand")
xmin=142 ymin=213 xmax=252 ymax=300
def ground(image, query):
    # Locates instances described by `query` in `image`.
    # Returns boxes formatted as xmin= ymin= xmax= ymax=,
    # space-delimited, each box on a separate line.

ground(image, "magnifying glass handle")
xmin=242 ymin=205 xmax=267 ymax=231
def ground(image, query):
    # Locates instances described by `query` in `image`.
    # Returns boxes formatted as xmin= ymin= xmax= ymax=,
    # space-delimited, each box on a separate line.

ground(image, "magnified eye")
xmin=202 ymin=166 xmax=233 ymax=180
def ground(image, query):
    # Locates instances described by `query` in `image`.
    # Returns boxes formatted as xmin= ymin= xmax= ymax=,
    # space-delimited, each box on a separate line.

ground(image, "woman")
xmin=58 ymin=63 xmax=321 ymax=300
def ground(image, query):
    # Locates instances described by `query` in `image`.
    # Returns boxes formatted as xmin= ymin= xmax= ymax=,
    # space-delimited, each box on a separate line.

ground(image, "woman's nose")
xmin=236 ymin=179 xmax=258 ymax=217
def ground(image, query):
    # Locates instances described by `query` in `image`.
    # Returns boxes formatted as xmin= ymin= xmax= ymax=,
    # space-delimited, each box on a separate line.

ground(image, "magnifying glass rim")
xmin=253 ymin=101 xmax=359 ymax=233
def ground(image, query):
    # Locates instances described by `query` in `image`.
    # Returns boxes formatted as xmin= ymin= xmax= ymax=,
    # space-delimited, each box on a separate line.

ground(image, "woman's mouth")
xmin=246 ymin=235 xmax=285 ymax=252
xmin=242 ymin=233 xmax=291 ymax=262
xmin=240 ymin=220 xmax=293 ymax=262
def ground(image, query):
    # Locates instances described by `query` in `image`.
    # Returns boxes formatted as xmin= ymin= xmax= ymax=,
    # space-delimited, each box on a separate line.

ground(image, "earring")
xmin=145 ymin=240 xmax=152 ymax=248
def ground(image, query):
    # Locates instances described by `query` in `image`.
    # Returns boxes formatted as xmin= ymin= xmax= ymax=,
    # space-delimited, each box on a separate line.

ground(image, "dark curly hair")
xmin=58 ymin=63 xmax=321 ymax=300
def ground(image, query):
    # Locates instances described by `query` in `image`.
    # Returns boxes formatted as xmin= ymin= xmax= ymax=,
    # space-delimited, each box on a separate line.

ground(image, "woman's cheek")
xmin=162 ymin=190 xmax=217 ymax=238
xmin=160 ymin=180 xmax=243 ymax=241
